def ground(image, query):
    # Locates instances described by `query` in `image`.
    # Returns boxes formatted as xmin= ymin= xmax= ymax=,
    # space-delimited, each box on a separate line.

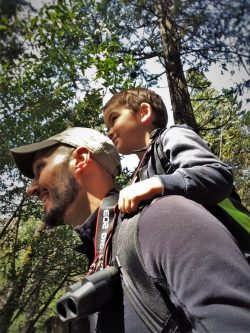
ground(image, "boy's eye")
xmin=111 ymin=115 xmax=118 ymax=124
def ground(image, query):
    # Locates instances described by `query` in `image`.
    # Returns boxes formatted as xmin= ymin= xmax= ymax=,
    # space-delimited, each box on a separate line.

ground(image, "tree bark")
xmin=155 ymin=0 xmax=198 ymax=130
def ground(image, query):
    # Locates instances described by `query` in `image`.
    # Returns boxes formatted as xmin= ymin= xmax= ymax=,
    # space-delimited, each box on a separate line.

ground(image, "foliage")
xmin=115 ymin=166 xmax=133 ymax=190
xmin=0 ymin=0 xmax=35 ymax=64
xmin=189 ymin=69 xmax=249 ymax=208
xmin=0 ymin=212 xmax=86 ymax=333
xmin=0 ymin=0 xmax=135 ymax=331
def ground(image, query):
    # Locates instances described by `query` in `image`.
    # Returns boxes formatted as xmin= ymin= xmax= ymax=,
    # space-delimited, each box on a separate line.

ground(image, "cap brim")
xmin=10 ymin=140 xmax=59 ymax=178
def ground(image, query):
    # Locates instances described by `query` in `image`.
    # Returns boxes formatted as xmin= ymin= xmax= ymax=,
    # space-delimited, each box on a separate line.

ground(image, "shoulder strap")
xmin=153 ymin=129 xmax=175 ymax=175
xmin=153 ymin=125 xmax=193 ymax=176
xmin=112 ymin=209 xmax=181 ymax=333
xmin=89 ymin=192 xmax=119 ymax=273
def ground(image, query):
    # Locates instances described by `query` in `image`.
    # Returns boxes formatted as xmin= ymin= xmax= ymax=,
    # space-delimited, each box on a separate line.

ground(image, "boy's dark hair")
xmin=103 ymin=88 xmax=168 ymax=129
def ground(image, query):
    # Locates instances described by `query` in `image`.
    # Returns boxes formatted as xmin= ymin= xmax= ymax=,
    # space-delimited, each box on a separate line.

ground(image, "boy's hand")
xmin=118 ymin=177 xmax=164 ymax=214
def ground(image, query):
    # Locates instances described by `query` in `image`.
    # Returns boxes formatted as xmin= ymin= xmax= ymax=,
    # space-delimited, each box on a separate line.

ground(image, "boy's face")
xmin=103 ymin=105 xmax=147 ymax=155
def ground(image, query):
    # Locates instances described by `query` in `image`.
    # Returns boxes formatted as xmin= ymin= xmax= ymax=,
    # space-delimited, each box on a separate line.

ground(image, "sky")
xmin=31 ymin=0 xmax=53 ymax=9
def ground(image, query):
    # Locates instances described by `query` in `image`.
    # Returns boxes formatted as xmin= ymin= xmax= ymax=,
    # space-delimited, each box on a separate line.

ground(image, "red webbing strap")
xmin=103 ymin=204 xmax=120 ymax=268
xmin=88 ymin=192 xmax=119 ymax=274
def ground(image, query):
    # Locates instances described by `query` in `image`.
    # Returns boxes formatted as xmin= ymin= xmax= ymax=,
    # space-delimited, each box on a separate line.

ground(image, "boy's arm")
xmin=118 ymin=177 xmax=163 ymax=213
xmin=157 ymin=125 xmax=233 ymax=205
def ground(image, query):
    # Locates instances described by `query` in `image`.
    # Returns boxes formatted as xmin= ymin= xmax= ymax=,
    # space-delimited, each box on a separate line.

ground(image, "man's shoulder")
xmin=117 ymin=196 xmax=209 ymax=253
xmin=141 ymin=195 xmax=198 ymax=212
xmin=137 ymin=196 xmax=208 ymax=230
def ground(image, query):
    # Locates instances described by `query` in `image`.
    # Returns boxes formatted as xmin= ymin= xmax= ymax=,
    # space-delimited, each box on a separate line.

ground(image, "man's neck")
xmin=63 ymin=193 xmax=98 ymax=227
xmin=65 ymin=187 xmax=116 ymax=227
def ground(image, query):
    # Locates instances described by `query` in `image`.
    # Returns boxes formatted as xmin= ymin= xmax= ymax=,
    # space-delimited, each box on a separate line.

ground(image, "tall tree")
xmin=154 ymin=0 xmax=197 ymax=128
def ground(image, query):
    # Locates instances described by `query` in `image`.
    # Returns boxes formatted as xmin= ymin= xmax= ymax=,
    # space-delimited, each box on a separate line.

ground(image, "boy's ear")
xmin=73 ymin=147 xmax=92 ymax=175
xmin=139 ymin=102 xmax=153 ymax=124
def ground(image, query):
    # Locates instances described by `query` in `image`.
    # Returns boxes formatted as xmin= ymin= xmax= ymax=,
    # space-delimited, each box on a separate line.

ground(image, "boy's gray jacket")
xmin=138 ymin=125 xmax=233 ymax=206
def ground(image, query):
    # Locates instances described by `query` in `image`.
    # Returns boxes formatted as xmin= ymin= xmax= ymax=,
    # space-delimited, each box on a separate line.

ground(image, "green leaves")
xmin=189 ymin=69 xmax=249 ymax=208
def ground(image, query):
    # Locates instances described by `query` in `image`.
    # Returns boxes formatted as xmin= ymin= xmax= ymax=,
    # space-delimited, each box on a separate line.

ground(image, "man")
xmin=11 ymin=127 xmax=250 ymax=332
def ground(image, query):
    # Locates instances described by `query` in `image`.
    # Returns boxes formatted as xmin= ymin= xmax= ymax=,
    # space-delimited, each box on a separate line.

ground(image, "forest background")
xmin=0 ymin=0 xmax=249 ymax=332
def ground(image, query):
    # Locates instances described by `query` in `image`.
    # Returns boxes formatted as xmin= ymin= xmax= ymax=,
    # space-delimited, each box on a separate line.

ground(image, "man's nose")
xmin=26 ymin=179 xmax=39 ymax=197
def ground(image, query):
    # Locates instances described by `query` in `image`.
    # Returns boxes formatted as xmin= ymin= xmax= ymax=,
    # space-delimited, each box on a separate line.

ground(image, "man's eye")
xmin=34 ymin=163 xmax=44 ymax=177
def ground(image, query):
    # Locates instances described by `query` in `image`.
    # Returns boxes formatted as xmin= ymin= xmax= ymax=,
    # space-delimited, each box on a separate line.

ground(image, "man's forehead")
xmin=34 ymin=145 xmax=60 ymax=162
xmin=32 ymin=144 xmax=73 ymax=167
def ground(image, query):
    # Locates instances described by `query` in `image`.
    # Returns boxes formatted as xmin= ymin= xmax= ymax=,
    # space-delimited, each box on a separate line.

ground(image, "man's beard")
xmin=44 ymin=167 xmax=79 ymax=228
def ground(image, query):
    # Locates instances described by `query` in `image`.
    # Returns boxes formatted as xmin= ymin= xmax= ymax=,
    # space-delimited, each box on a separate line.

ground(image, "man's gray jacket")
xmin=75 ymin=194 xmax=250 ymax=332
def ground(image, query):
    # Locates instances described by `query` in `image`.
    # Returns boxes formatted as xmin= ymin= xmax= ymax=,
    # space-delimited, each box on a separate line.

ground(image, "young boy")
xmin=103 ymin=87 xmax=234 ymax=214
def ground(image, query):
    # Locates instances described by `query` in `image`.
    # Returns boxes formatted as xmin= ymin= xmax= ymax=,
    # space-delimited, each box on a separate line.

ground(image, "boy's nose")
xmin=107 ymin=128 xmax=114 ymax=140
xmin=26 ymin=179 xmax=39 ymax=197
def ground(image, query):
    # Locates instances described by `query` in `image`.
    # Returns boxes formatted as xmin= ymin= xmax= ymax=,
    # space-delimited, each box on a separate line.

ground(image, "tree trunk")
xmin=0 ymin=286 xmax=24 ymax=333
xmin=155 ymin=0 xmax=198 ymax=130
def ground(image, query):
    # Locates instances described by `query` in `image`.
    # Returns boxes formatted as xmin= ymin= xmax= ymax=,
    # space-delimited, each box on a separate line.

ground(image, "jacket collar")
xmin=74 ymin=209 xmax=97 ymax=263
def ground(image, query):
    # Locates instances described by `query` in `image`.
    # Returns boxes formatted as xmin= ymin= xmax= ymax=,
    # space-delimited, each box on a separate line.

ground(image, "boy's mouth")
xmin=112 ymin=136 xmax=119 ymax=146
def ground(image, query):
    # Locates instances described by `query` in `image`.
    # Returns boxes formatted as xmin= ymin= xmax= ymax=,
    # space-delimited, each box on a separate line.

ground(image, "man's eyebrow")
xmin=32 ymin=157 xmax=45 ymax=175
xmin=32 ymin=148 xmax=54 ymax=175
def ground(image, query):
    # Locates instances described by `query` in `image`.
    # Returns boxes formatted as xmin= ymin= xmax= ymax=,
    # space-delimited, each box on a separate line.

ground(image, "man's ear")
xmin=139 ymin=102 xmax=153 ymax=124
xmin=73 ymin=147 xmax=92 ymax=175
